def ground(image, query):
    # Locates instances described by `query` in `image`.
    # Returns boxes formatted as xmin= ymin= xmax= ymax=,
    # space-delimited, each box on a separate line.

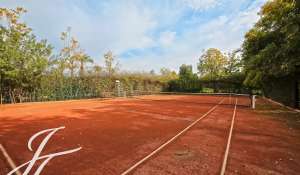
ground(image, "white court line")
xmin=121 ymin=98 xmax=225 ymax=175
xmin=220 ymin=98 xmax=238 ymax=175
xmin=0 ymin=144 xmax=22 ymax=175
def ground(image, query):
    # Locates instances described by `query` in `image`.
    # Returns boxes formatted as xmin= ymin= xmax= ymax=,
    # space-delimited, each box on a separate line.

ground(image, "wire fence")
xmin=1 ymin=79 xmax=255 ymax=108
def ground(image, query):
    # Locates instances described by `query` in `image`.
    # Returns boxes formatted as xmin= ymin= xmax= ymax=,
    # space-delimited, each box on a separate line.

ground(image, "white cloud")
xmin=120 ymin=0 xmax=265 ymax=72
xmin=0 ymin=0 xmax=156 ymax=58
xmin=159 ymin=31 xmax=176 ymax=47
xmin=0 ymin=0 xmax=267 ymax=72
xmin=181 ymin=0 xmax=219 ymax=11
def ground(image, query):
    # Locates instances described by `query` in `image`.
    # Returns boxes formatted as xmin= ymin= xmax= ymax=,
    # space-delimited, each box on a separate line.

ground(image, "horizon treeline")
xmin=1 ymin=0 xmax=299 ymax=104
xmin=0 ymin=7 xmax=179 ymax=103
xmin=0 ymin=7 xmax=242 ymax=103
xmin=163 ymin=0 xmax=300 ymax=96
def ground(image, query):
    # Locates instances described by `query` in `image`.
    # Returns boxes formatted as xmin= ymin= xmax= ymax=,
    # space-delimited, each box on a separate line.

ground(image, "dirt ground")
xmin=0 ymin=95 xmax=299 ymax=175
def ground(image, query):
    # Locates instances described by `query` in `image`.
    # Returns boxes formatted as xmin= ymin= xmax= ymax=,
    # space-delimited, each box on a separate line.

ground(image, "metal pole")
xmin=251 ymin=95 xmax=256 ymax=109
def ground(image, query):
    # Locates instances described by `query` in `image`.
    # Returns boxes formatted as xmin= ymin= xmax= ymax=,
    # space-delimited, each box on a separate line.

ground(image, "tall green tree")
xmin=77 ymin=51 xmax=93 ymax=77
xmin=0 ymin=8 xmax=175 ymax=103
xmin=167 ymin=64 xmax=201 ymax=92
xmin=159 ymin=67 xmax=178 ymax=83
xmin=225 ymin=49 xmax=242 ymax=75
xmin=197 ymin=48 xmax=227 ymax=80
xmin=60 ymin=27 xmax=81 ymax=78
xmin=104 ymin=51 xmax=119 ymax=78
xmin=92 ymin=64 xmax=102 ymax=77
xmin=179 ymin=64 xmax=197 ymax=80
xmin=242 ymin=0 xmax=300 ymax=87
xmin=0 ymin=7 xmax=52 ymax=103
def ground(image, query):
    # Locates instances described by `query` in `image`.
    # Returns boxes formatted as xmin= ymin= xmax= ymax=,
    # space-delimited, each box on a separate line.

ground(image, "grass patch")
xmin=201 ymin=87 xmax=214 ymax=93
xmin=255 ymin=99 xmax=300 ymax=129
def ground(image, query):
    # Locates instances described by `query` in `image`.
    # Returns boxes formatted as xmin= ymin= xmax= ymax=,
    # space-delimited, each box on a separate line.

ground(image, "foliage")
xmin=196 ymin=48 xmax=244 ymax=92
xmin=116 ymin=71 xmax=165 ymax=93
xmin=225 ymin=49 xmax=242 ymax=74
xmin=179 ymin=64 xmax=197 ymax=80
xmin=167 ymin=64 xmax=201 ymax=92
xmin=159 ymin=68 xmax=178 ymax=83
xmin=59 ymin=27 xmax=93 ymax=78
xmin=168 ymin=79 xmax=202 ymax=92
xmin=197 ymin=48 xmax=228 ymax=80
xmin=0 ymin=7 xmax=52 ymax=103
xmin=0 ymin=7 xmax=166 ymax=103
xmin=242 ymin=0 xmax=300 ymax=88
xmin=199 ymin=72 xmax=249 ymax=93
xmin=104 ymin=51 xmax=119 ymax=77
xmin=5 ymin=1 xmax=298 ymax=103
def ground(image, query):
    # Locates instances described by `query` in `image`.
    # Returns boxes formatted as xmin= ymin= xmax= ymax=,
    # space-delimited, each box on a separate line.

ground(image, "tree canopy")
xmin=242 ymin=0 xmax=300 ymax=87
xmin=2 ymin=1 xmax=299 ymax=103
xmin=179 ymin=64 xmax=197 ymax=80
xmin=197 ymin=48 xmax=227 ymax=80
xmin=197 ymin=48 xmax=242 ymax=81
xmin=0 ymin=7 xmax=174 ymax=103
xmin=0 ymin=7 xmax=52 ymax=102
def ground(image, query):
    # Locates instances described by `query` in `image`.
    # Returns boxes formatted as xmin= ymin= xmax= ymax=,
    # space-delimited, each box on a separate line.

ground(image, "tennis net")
xmin=126 ymin=91 xmax=254 ymax=108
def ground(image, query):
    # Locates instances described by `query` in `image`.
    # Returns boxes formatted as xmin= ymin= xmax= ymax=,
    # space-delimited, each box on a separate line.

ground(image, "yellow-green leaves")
xmin=198 ymin=48 xmax=228 ymax=80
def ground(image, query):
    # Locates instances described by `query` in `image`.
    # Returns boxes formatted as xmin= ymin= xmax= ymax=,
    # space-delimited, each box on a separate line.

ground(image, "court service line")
xmin=121 ymin=98 xmax=226 ymax=175
xmin=220 ymin=98 xmax=238 ymax=175
xmin=0 ymin=144 xmax=22 ymax=175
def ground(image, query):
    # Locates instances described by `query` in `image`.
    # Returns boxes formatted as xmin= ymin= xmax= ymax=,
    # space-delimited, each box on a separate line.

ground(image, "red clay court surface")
xmin=0 ymin=95 xmax=300 ymax=175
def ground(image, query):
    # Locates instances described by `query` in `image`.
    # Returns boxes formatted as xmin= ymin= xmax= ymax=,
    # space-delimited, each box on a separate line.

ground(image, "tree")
xmin=197 ymin=48 xmax=227 ymax=80
xmin=159 ymin=68 xmax=178 ymax=82
xmin=0 ymin=7 xmax=168 ymax=104
xmin=77 ymin=51 xmax=93 ymax=77
xmin=60 ymin=27 xmax=78 ymax=78
xmin=242 ymin=0 xmax=300 ymax=87
xmin=150 ymin=69 xmax=155 ymax=75
xmin=167 ymin=65 xmax=201 ymax=92
xmin=104 ymin=51 xmax=119 ymax=77
xmin=0 ymin=7 xmax=52 ymax=103
xmin=225 ymin=49 xmax=242 ymax=74
xmin=59 ymin=27 xmax=92 ymax=78
xmin=93 ymin=64 xmax=102 ymax=76
xmin=179 ymin=64 xmax=196 ymax=80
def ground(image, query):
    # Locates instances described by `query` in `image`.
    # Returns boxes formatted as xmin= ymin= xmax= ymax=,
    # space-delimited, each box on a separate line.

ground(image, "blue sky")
xmin=1 ymin=0 xmax=267 ymax=72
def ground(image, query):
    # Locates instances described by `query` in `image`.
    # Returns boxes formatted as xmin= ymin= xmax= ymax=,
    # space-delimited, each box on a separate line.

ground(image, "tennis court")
xmin=0 ymin=94 xmax=300 ymax=175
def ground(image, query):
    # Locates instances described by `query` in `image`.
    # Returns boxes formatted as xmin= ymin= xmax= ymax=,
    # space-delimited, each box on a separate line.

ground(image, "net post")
xmin=251 ymin=95 xmax=256 ymax=109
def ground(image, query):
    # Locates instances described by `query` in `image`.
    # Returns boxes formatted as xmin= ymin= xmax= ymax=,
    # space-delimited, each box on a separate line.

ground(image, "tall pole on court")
xmin=251 ymin=95 xmax=256 ymax=109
